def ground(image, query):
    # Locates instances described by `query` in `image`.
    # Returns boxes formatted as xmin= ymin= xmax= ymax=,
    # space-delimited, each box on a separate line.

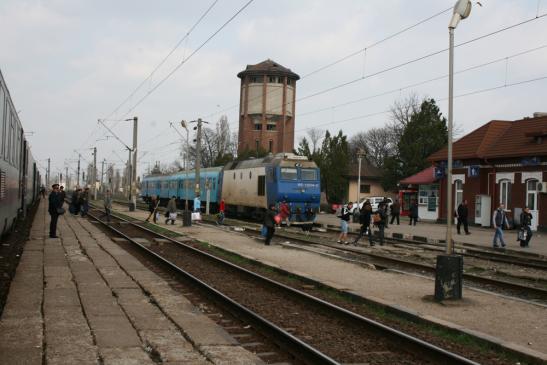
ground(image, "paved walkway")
xmin=0 ymin=201 xmax=263 ymax=365
xmin=106 ymin=204 xmax=547 ymax=361
xmin=315 ymin=213 xmax=547 ymax=256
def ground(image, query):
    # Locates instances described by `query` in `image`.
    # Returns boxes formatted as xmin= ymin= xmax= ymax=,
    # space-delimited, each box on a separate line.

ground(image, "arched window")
xmin=499 ymin=179 xmax=511 ymax=207
xmin=454 ymin=179 xmax=463 ymax=207
xmin=526 ymin=179 xmax=539 ymax=210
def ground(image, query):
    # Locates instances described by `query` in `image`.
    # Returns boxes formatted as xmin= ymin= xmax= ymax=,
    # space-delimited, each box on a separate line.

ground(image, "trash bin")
xmin=182 ymin=210 xmax=192 ymax=227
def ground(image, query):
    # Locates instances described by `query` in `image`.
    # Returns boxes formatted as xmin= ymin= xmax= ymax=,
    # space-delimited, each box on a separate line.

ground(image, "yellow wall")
xmin=347 ymin=179 xmax=392 ymax=203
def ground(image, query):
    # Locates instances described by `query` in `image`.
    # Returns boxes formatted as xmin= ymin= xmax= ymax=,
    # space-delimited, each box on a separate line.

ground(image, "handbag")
xmin=56 ymin=207 xmax=65 ymax=215
xmin=517 ymin=229 xmax=527 ymax=241
xmin=261 ymin=225 xmax=268 ymax=237
xmin=169 ymin=212 xmax=177 ymax=220
xmin=191 ymin=212 xmax=202 ymax=221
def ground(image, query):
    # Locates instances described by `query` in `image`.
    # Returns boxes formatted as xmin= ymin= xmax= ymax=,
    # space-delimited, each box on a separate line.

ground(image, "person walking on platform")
xmin=492 ymin=204 xmax=510 ymax=248
xmin=146 ymin=195 xmax=159 ymax=223
xmin=337 ymin=202 xmax=352 ymax=244
xmin=409 ymin=199 xmax=418 ymax=226
xmin=263 ymin=204 xmax=277 ymax=246
xmin=165 ymin=196 xmax=177 ymax=225
xmin=390 ymin=198 xmax=400 ymax=225
xmin=194 ymin=196 xmax=201 ymax=213
xmin=217 ymin=199 xmax=225 ymax=225
xmin=48 ymin=184 xmax=63 ymax=238
xmin=103 ymin=190 xmax=112 ymax=223
xmin=518 ymin=206 xmax=533 ymax=248
xmin=456 ymin=200 xmax=470 ymax=235
xmin=279 ymin=200 xmax=291 ymax=227
xmin=59 ymin=186 xmax=66 ymax=207
xmin=353 ymin=200 xmax=374 ymax=246
xmin=374 ymin=203 xmax=387 ymax=246
xmin=80 ymin=187 xmax=90 ymax=217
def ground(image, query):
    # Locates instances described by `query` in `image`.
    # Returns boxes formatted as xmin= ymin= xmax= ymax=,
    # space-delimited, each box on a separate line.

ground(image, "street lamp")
xmin=435 ymin=0 xmax=471 ymax=302
xmin=356 ymin=149 xmax=366 ymax=217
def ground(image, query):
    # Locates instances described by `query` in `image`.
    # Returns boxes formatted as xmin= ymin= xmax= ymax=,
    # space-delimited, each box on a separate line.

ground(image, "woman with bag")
xmin=165 ymin=196 xmax=178 ymax=225
xmin=518 ymin=206 xmax=533 ymax=247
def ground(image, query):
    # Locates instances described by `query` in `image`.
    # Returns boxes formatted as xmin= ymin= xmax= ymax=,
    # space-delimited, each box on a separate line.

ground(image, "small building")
xmin=237 ymin=60 xmax=300 ymax=155
xmin=345 ymin=161 xmax=391 ymax=203
xmin=399 ymin=166 xmax=440 ymax=220
xmin=428 ymin=114 xmax=547 ymax=231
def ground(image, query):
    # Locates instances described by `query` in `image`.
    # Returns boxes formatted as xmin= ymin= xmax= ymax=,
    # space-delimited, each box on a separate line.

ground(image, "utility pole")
xmin=92 ymin=147 xmax=97 ymax=200
xmin=130 ymin=116 xmax=138 ymax=211
xmin=46 ymin=158 xmax=50 ymax=188
xmin=66 ymin=167 xmax=69 ymax=190
xmin=77 ymin=154 xmax=81 ymax=187
xmin=127 ymin=148 xmax=132 ymax=204
xmin=101 ymin=159 xmax=105 ymax=194
xmin=193 ymin=118 xmax=208 ymax=198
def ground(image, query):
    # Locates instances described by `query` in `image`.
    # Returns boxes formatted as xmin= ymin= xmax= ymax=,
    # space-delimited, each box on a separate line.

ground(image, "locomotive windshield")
xmin=301 ymin=168 xmax=317 ymax=180
xmin=280 ymin=167 xmax=298 ymax=180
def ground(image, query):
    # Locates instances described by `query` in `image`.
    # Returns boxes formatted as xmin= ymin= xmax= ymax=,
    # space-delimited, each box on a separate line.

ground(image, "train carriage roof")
xmin=224 ymin=153 xmax=317 ymax=170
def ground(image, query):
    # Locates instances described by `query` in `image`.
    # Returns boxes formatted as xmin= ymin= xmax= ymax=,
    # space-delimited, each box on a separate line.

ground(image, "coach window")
xmin=233 ymin=172 xmax=236 ymax=180
xmin=257 ymin=175 xmax=265 ymax=196
xmin=280 ymin=167 xmax=298 ymax=180
xmin=0 ymin=85 xmax=5 ymax=158
xmin=499 ymin=179 xmax=511 ymax=208
xmin=240 ymin=172 xmax=243 ymax=180
xmin=249 ymin=171 xmax=252 ymax=179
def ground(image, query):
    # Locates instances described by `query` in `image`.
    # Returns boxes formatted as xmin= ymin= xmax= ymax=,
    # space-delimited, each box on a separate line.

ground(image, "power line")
xmin=203 ymin=6 xmax=453 ymax=120
xmin=297 ymin=43 xmax=547 ymax=118
xmin=104 ymin=0 xmax=220 ymax=121
xmin=117 ymin=0 xmax=255 ymax=120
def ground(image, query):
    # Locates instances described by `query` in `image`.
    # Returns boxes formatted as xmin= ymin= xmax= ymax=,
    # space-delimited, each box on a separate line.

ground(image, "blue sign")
xmin=522 ymin=157 xmax=540 ymax=166
xmin=453 ymin=160 xmax=463 ymax=168
xmin=469 ymin=165 xmax=480 ymax=177
xmin=434 ymin=167 xmax=445 ymax=179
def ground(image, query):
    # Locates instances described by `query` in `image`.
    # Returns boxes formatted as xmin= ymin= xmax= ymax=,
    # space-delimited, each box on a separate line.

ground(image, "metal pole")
xmin=101 ymin=159 xmax=105 ymax=194
xmin=46 ymin=158 xmax=50 ymax=187
xmin=66 ymin=167 xmax=69 ymax=190
xmin=195 ymin=118 xmax=202 ymax=198
xmin=446 ymin=27 xmax=455 ymax=255
xmin=130 ymin=116 xmax=138 ymax=211
xmin=77 ymin=154 xmax=81 ymax=187
xmin=185 ymin=128 xmax=189 ymax=212
xmin=357 ymin=154 xmax=362 ymax=204
xmin=127 ymin=149 xmax=132 ymax=202
xmin=93 ymin=147 xmax=97 ymax=201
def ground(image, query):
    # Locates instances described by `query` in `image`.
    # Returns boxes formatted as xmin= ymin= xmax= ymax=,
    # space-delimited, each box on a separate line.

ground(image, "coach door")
xmin=526 ymin=179 xmax=539 ymax=231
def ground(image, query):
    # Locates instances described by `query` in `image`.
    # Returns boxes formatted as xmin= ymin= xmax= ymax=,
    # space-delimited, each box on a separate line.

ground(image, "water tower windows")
xmin=287 ymin=78 xmax=292 ymax=86
xmin=268 ymin=76 xmax=278 ymax=83
xmin=249 ymin=76 xmax=263 ymax=83
xmin=266 ymin=122 xmax=276 ymax=131
xmin=254 ymin=123 xmax=262 ymax=130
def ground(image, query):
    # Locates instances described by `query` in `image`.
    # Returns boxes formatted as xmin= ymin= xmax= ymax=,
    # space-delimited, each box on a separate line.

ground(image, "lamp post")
xmin=356 ymin=149 xmax=365 ymax=205
xmin=435 ymin=0 xmax=471 ymax=302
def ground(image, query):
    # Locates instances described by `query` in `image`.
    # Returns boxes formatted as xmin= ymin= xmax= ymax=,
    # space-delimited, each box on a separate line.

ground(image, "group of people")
xmin=69 ymin=187 xmax=90 ymax=217
xmin=337 ymin=199 xmax=392 ymax=246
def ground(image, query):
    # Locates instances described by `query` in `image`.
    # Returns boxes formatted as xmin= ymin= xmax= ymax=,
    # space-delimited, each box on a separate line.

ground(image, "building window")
xmin=268 ymin=76 xmax=278 ymax=83
xmin=499 ymin=179 xmax=511 ymax=207
xmin=254 ymin=123 xmax=262 ymax=130
xmin=266 ymin=123 xmax=276 ymax=131
xmin=526 ymin=179 xmax=538 ymax=210
xmin=454 ymin=180 xmax=463 ymax=207
xmin=360 ymin=184 xmax=370 ymax=194
xmin=268 ymin=140 xmax=273 ymax=152
xmin=287 ymin=78 xmax=292 ymax=86
xmin=249 ymin=76 xmax=263 ymax=83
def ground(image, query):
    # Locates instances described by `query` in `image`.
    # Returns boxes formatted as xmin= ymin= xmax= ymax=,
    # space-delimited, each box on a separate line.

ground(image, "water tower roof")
xmin=237 ymin=59 xmax=300 ymax=80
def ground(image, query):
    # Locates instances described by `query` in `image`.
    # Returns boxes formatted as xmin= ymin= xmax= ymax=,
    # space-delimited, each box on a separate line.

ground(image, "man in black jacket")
xmin=456 ymin=200 xmax=470 ymax=235
xmin=352 ymin=200 xmax=374 ymax=246
xmin=263 ymin=204 xmax=277 ymax=246
xmin=48 ymin=184 xmax=63 ymax=238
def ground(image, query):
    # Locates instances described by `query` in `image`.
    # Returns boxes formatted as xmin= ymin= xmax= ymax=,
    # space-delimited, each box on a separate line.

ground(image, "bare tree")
xmin=307 ymin=128 xmax=324 ymax=154
xmin=349 ymin=127 xmax=397 ymax=168
xmin=388 ymin=92 xmax=420 ymax=138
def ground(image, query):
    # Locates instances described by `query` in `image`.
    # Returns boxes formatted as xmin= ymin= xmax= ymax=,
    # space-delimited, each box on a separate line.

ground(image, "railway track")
xmin=86 ymin=207 xmax=479 ymax=365
xmin=198 ymin=217 xmax=547 ymax=304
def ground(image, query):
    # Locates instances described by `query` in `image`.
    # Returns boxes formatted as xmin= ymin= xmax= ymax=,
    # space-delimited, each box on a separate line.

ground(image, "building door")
xmin=526 ymin=179 xmax=539 ymax=231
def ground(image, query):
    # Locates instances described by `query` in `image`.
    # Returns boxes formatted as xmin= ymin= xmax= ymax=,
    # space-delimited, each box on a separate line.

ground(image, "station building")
xmin=428 ymin=114 xmax=547 ymax=231
xmin=345 ymin=161 xmax=391 ymax=203
xmin=237 ymin=60 xmax=299 ymax=155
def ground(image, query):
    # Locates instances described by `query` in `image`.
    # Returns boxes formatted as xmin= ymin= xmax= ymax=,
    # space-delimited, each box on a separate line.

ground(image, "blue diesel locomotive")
xmin=141 ymin=153 xmax=320 ymax=223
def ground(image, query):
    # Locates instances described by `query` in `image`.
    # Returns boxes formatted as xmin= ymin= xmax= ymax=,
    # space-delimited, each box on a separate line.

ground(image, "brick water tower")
xmin=237 ymin=59 xmax=300 ymax=154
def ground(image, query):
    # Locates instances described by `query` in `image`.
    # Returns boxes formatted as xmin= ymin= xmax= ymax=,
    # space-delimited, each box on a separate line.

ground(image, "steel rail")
xmin=88 ymin=208 xmax=479 ymax=365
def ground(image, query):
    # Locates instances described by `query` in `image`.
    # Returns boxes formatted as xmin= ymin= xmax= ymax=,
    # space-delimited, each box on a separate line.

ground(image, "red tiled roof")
xmin=428 ymin=116 xmax=547 ymax=161
xmin=400 ymin=166 xmax=436 ymax=185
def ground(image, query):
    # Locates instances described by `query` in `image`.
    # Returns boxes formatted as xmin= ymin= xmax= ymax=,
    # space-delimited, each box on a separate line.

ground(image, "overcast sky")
xmin=1 ymin=0 xmax=546 ymax=180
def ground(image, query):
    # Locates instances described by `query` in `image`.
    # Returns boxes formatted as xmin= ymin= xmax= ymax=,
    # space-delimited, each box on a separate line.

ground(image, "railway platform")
xmin=315 ymin=213 xmax=547 ymax=256
xmin=0 ymin=200 xmax=264 ymax=365
xmin=106 ymin=204 xmax=547 ymax=361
